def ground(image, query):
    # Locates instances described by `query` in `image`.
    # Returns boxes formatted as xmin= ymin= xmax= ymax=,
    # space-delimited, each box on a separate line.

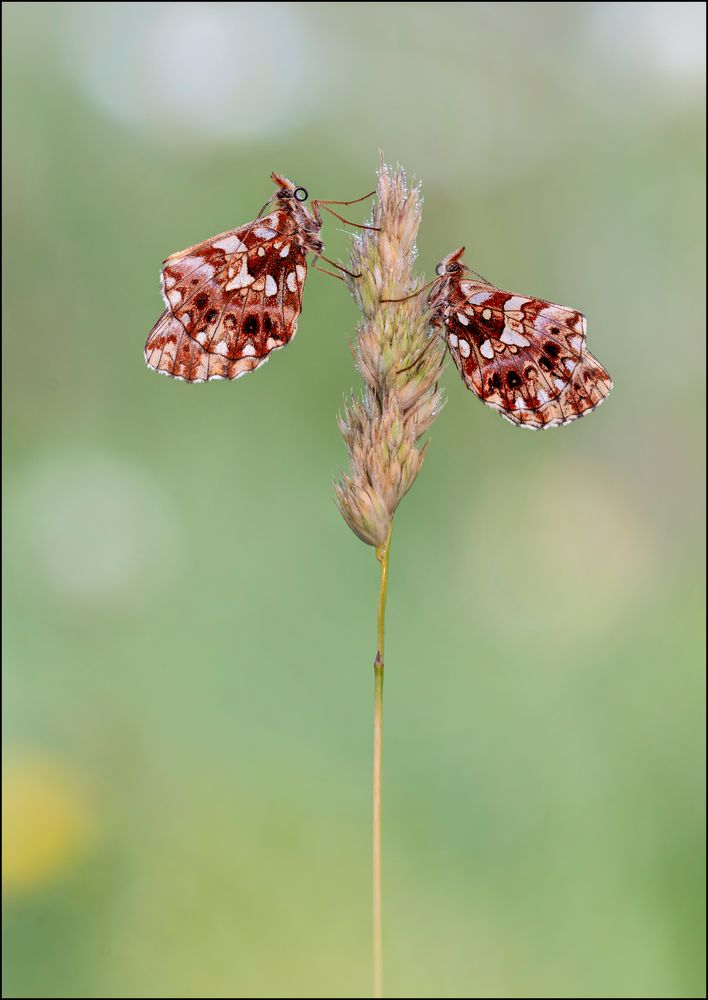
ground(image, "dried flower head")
xmin=334 ymin=161 xmax=446 ymax=549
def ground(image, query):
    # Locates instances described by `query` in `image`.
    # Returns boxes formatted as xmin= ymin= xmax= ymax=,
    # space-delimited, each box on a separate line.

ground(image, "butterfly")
xmin=427 ymin=247 xmax=613 ymax=429
xmin=145 ymin=174 xmax=335 ymax=383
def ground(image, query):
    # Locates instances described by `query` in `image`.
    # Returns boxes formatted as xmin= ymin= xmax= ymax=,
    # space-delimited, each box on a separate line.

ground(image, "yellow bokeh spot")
xmin=2 ymin=755 xmax=95 ymax=896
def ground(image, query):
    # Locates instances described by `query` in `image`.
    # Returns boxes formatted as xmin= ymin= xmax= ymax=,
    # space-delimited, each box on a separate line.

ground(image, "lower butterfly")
xmin=427 ymin=248 xmax=613 ymax=429
xmin=144 ymin=174 xmax=372 ymax=383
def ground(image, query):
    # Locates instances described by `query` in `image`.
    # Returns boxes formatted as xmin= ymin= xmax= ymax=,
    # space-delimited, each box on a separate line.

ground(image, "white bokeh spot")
xmin=14 ymin=452 xmax=180 ymax=602
xmin=67 ymin=3 xmax=323 ymax=141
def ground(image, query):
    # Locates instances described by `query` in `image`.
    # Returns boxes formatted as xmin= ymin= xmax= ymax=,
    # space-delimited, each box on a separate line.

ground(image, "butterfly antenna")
xmin=462 ymin=266 xmax=494 ymax=285
xmin=256 ymin=195 xmax=276 ymax=220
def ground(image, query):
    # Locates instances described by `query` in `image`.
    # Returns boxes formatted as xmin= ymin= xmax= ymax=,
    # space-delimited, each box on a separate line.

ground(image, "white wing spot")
xmin=461 ymin=284 xmax=492 ymax=304
xmin=296 ymin=264 xmax=306 ymax=282
xmin=189 ymin=261 xmax=214 ymax=280
xmin=480 ymin=339 xmax=494 ymax=359
xmin=564 ymin=358 xmax=577 ymax=373
xmin=213 ymin=235 xmax=247 ymax=253
xmin=214 ymin=341 xmax=229 ymax=356
xmin=224 ymin=256 xmax=255 ymax=291
xmin=458 ymin=338 xmax=471 ymax=358
xmin=448 ymin=332 xmax=459 ymax=349
xmin=242 ymin=342 xmax=256 ymax=357
xmin=456 ymin=311 xmax=469 ymax=326
xmin=571 ymin=334 xmax=583 ymax=351
xmin=265 ymin=275 xmax=278 ymax=296
xmin=515 ymin=395 xmax=525 ymax=409
xmin=554 ymin=377 xmax=567 ymax=390
xmin=280 ymin=244 xmax=291 ymax=257
xmin=167 ymin=288 xmax=182 ymax=308
xmin=258 ymin=247 xmax=266 ymax=257
xmin=254 ymin=226 xmax=277 ymax=239
xmin=500 ymin=326 xmax=530 ymax=347
xmin=537 ymin=389 xmax=549 ymax=404
xmin=286 ymin=271 xmax=296 ymax=292
xmin=482 ymin=307 xmax=492 ymax=321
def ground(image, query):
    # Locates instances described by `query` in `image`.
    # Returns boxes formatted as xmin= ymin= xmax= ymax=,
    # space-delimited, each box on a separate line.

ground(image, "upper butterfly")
xmin=428 ymin=247 xmax=613 ymax=429
xmin=144 ymin=173 xmax=324 ymax=382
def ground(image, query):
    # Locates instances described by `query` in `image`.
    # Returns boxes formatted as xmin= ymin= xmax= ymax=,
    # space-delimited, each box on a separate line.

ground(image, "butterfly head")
xmin=270 ymin=172 xmax=323 ymax=253
xmin=427 ymin=247 xmax=467 ymax=317
xmin=271 ymin=173 xmax=308 ymax=202
xmin=435 ymin=247 xmax=466 ymax=277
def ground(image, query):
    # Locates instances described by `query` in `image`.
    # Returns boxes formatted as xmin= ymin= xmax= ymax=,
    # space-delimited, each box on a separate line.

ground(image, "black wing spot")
xmin=195 ymin=293 xmax=208 ymax=309
xmin=244 ymin=315 xmax=259 ymax=335
xmin=489 ymin=372 xmax=502 ymax=391
xmin=539 ymin=355 xmax=553 ymax=371
xmin=264 ymin=315 xmax=273 ymax=333
xmin=205 ymin=309 xmax=218 ymax=323
xmin=549 ymin=325 xmax=560 ymax=335
xmin=507 ymin=371 xmax=522 ymax=389
xmin=543 ymin=342 xmax=560 ymax=358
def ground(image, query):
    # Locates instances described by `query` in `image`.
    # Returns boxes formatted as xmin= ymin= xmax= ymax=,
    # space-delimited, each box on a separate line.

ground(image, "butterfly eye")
xmin=293 ymin=187 xmax=308 ymax=202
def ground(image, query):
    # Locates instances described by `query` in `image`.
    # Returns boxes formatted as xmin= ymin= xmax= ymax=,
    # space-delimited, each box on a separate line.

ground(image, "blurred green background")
xmin=3 ymin=3 xmax=705 ymax=997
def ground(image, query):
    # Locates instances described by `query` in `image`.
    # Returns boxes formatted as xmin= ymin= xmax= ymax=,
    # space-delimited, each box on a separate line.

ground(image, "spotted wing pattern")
xmin=144 ymin=211 xmax=308 ymax=382
xmin=440 ymin=281 xmax=612 ymax=429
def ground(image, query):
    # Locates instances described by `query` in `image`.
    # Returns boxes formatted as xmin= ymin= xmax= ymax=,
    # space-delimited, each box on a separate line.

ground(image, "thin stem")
xmin=373 ymin=525 xmax=392 ymax=999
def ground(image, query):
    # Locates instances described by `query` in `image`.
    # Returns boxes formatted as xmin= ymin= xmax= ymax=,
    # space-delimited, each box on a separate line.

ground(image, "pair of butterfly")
xmin=144 ymin=173 xmax=612 ymax=429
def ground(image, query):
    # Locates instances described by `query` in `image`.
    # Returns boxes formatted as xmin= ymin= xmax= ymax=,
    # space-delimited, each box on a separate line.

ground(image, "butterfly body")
xmin=145 ymin=174 xmax=323 ymax=382
xmin=429 ymin=248 xmax=612 ymax=429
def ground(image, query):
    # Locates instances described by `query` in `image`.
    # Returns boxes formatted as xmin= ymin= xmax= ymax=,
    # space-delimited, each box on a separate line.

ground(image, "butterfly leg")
xmin=316 ymin=203 xmax=381 ymax=231
xmin=315 ymin=190 xmax=377 ymax=207
xmin=381 ymin=279 xmax=436 ymax=304
xmin=315 ymin=254 xmax=362 ymax=279
xmin=312 ymin=261 xmax=346 ymax=282
xmin=395 ymin=333 xmax=445 ymax=375
xmin=313 ymin=191 xmax=380 ymax=225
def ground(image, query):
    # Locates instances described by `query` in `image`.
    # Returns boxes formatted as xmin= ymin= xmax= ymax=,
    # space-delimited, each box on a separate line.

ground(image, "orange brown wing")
xmin=145 ymin=211 xmax=308 ymax=383
xmin=442 ymin=281 xmax=612 ymax=429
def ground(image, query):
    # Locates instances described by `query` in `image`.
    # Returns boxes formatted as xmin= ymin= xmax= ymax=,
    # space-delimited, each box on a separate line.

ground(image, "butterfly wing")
xmin=442 ymin=281 xmax=612 ymax=429
xmin=144 ymin=311 xmax=270 ymax=382
xmin=145 ymin=210 xmax=309 ymax=382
